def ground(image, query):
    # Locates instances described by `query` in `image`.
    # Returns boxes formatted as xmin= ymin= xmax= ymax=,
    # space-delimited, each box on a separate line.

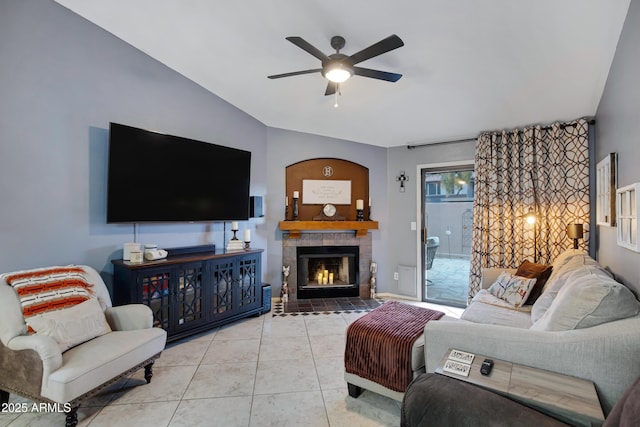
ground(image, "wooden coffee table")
xmin=436 ymin=349 xmax=604 ymax=426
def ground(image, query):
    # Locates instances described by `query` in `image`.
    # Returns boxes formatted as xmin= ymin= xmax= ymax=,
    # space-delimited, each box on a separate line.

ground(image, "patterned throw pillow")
xmin=488 ymin=271 xmax=537 ymax=308
xmin=4 ymin=266 xmax=95 ymax=333
xmin=515 ymin=260 xmax=553 ymax=305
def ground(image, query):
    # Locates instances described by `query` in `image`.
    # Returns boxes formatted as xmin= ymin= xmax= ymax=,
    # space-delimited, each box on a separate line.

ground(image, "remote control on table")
xmin=480 ymin=359 xmax=494 ymax=376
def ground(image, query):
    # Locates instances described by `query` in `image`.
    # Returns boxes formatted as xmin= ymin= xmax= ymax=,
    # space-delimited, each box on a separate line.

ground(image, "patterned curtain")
xmin=468 ymin=118 xmax=590 ymax=301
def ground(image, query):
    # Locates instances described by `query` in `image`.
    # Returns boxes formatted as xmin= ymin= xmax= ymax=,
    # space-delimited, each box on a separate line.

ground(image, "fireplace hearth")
xmin=297 ymin=246 xmax=359 ymax=299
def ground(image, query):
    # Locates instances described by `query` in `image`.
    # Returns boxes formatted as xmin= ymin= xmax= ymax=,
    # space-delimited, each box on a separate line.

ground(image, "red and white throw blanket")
xmin=4 ymin=266 xmax=95 ymax=332
xmin=344 ymin=301 xmax=444 ymax=392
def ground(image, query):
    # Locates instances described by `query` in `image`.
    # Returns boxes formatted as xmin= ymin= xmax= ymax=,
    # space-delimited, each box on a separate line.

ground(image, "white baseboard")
xmin=376 ymin=292 xmax=420 ymax=301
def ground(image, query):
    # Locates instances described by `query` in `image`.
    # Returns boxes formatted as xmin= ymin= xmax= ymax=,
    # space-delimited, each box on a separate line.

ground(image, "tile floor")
xmin=0 ymin=300 xmax=463 ymax=427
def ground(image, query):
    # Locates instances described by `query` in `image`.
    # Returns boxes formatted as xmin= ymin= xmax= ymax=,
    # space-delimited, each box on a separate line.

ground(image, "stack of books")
xmin=226 ymin=239 xmax=244 ymax=251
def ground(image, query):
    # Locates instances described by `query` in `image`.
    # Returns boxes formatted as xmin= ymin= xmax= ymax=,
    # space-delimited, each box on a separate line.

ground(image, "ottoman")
xmin=344 ymin=301 xmax=444 ymax=401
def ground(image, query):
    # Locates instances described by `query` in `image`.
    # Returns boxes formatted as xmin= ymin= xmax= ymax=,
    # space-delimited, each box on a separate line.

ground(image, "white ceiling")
xmin=54 ymin=0 xmax=630 ymax=147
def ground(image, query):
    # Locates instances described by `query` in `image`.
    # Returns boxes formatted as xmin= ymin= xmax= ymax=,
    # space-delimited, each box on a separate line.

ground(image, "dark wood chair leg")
xmin=65 ymin=406 xmax=78 ymax=427
xmin=347 ymin=382 xmax=364 ymax=398
xmin=0 ymin=390 xmax=9 ymax=405
xmin=144 ymin=362 xmax=154 ymax=384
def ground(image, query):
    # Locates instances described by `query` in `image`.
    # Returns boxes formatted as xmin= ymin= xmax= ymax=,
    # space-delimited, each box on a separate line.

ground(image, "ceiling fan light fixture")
xmin=324 ymin=63 xmax=352 ymax=83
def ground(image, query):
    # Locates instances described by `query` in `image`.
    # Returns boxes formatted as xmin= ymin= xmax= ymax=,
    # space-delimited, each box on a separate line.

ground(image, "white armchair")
xmin=0 ymin=265 xmax=167 ymax=426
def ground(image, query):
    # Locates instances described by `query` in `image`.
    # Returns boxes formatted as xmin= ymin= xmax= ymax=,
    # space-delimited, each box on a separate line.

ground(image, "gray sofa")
xmin=423 ymin=249 xmax=640 ymax=416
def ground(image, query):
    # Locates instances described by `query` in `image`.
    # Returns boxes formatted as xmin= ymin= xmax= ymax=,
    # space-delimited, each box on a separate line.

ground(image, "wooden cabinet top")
xmin=112 ymin=248 xmax=263 ymax=270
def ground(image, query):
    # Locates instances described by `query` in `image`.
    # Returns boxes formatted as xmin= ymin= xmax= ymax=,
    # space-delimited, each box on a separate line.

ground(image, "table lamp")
xmin=567 ymin=223 xmax=584 ymax=249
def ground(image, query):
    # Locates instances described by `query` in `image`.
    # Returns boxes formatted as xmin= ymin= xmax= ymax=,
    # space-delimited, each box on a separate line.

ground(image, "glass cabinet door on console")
xmin=172 ymin=262 xmax=208 ymax=333
xmin=138 ymin=268 xmax=171 ymax=330
xmin=238 ymin=255 xmax=261 ymax=312
xmin=210 ymin=259 xmax=236 ymax=321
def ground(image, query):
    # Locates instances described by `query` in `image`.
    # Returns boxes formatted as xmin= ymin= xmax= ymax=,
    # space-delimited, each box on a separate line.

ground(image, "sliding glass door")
xmin=420 ymin=164 xmax=474 ymax=307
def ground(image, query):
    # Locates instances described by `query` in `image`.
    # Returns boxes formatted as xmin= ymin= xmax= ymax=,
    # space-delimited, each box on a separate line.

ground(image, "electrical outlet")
xmin=394 ymin=272 xmax=399 ymax=280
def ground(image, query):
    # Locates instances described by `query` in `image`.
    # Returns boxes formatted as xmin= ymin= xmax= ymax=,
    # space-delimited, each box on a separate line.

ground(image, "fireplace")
xmin=282 ymin=232 xmax=372 ymax=300
xmin=296 ymin=246 xmax=359 ymax=299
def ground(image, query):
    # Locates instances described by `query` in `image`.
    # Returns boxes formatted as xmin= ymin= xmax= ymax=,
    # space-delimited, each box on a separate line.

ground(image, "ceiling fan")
xmin=268 ymin=34 xmax=404 ymax=96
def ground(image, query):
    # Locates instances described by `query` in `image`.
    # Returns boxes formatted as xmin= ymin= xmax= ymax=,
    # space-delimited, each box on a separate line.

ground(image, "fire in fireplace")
xmin=296 ymin=246 xmax=359 ymax=299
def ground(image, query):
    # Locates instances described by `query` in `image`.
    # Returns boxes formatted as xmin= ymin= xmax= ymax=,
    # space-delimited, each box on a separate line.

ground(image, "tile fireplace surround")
xmin=282 ymin=232 xmax=373 ymax=300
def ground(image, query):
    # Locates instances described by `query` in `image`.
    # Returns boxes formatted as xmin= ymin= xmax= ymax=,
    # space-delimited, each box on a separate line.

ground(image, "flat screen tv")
xmin=107 ymin=122 xmax=251 ymax=223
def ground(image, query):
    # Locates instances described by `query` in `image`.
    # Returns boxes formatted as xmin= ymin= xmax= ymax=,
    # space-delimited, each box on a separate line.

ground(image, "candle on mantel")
xmin=369 ymin=197 xmax=371 ymax=207
xmin=244 ymin=229 xmax=251 ymax=242
xmin=329 ymin=273 xmax=334 ymax=285
xmin=285 ymin=196 xmax=289 ymax=207
xmin=356 ymin=199 xmax=364 ymax=210
xmin=231 ymin=221 xmax=239 ymax=230
xmin=293 ymin=191 xmax=299 ymax=199
xmin=317 ymin=273 xmax=323 ymax=284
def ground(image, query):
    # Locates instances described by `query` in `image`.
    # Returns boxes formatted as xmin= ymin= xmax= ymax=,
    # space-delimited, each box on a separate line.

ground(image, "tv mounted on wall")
xmin=107 ymin=122 xmax=251 ymax=223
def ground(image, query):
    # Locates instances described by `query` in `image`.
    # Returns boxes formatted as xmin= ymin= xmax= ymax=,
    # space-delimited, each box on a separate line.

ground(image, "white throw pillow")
xmin=488 ymin=271 xmax=537 ymax=308
xmin=530 ymin=270 xmax=640 ymax=331
xmin=27 ymin=298 xmax=112 ymax=352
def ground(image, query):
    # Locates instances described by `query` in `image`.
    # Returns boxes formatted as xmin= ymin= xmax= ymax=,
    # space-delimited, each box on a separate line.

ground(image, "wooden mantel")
xmin=278 ymin=220 xmax=379 ymax=239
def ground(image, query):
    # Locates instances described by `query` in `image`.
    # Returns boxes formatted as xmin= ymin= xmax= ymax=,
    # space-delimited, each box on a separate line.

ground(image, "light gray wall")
xmin=0 ymin=1 xmax=392 ymax=297
xmin=595 ymin=0 xmax=640 ymax=296
xmin=0 ymin=1 xmax=267 ymax=286
xmin=265 ymin=127 xmax=389 ymax=293
xmin=386 ymin=141 xmax=476 ymax=296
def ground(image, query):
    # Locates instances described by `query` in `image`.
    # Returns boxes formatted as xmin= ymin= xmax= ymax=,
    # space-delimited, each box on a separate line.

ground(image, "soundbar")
xmin=165 ymin=244 xmax=216 ymax=257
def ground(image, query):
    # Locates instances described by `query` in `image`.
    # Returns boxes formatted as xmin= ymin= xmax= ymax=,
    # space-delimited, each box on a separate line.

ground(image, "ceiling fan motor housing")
xmin=330 ymin=35 xmax=346 ymax=52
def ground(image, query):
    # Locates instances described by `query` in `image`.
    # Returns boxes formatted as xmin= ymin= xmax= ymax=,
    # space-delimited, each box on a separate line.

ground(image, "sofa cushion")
xmin=547 ymin=250 xmax=587 ymax=279
xmin=42 ymin=328 xmax=167 ymax=403
xmin=461 ymin=290 xmax=532 ymax=328
xmin=531 ymin=257 xmax=603 ymax=323
xmin=488 ymin=271 xmax=537 ymax=308
xmin=515 ymin=260 xmax=553 ymax=304
xmin=530 ymin=268 xmax=640 ymax=331
xmin=402 ymin=373 xmax=570 ymax=427
xmin=544 ymin=250 xmax=600 ymax=292
xmin=27 ymin=298 xmax=112 ymax=352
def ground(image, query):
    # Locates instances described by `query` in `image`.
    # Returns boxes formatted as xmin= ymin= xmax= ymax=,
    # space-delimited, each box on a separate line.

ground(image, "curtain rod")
xmin=407 ymin=137 xmax=477 ymax=150
xmin=407 ymin=118 xmax=595 ymax=149
xmin=488 ymin=118 xmax=596 ymax=136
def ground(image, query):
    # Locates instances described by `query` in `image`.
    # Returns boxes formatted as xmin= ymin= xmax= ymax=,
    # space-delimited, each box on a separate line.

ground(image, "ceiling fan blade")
xmin=286 ymin=36 xmax=330 ymax=62
xmin=325 ymin=81 xmax=337 ymax=96
xmin=353 ymin=67 xmax=402 ymax=82
xmin=268 ymin=69 xmax=322 ymax=79
xmin=347 ymin=34 xmax=404 ymax=65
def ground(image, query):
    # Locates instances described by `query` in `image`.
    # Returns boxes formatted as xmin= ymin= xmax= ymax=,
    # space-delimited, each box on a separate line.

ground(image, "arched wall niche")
xmin=285 ymin=158 xmax=369 ymax=221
